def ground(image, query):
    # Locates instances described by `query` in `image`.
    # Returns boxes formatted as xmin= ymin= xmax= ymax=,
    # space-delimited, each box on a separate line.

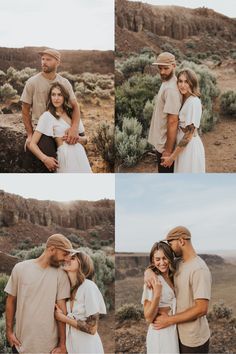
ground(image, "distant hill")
xmin=0 ymin=46 xmax=114 ymax=74
xmin=115 ymin=0 xmax=236 ymax=54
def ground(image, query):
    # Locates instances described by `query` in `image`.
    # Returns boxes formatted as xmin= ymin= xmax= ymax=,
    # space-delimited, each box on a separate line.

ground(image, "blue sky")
xmin=116 ymin=174 xmax=236 ymax=252
xmin=0 ymin=174 xmax=115 ymax=201
xmin=129 ymin=0 xmax=236 ymax=18
xmin=0 ymin=0 xmax=114 ymax=50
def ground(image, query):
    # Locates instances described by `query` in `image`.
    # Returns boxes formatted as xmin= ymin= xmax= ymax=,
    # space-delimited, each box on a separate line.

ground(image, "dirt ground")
xmin=0 ymin=97 xmax=114 ymax=173
xmin=99 ymin=310 xmax=115 ymax=354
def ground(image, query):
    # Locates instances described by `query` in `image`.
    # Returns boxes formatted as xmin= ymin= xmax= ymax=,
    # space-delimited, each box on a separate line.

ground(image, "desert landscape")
xmin=0 ymin=47 xmax=114 ymax=173
xmin=115 ymin=252 xmax=236 ymax=353
xmin=115 ymin=0 xmax=236 ymax=172
xmin=0 ymin=190 xmax=115 ymax=353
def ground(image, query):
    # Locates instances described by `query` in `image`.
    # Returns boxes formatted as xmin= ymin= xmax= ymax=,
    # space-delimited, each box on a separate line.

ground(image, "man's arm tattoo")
xmin=76 ymin=313 xmax=99 ymax=334
xmin=178 ymin=124 xmax=195 ymax=148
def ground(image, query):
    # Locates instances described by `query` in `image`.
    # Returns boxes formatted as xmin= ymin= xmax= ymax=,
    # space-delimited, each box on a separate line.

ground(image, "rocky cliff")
xmin=0 ymin=47 xmax=114 ymax=74
xmin=0 ymin=190 xmax=114 ymax=253
xmin=115 ymin=0 xmax=236 ymax=53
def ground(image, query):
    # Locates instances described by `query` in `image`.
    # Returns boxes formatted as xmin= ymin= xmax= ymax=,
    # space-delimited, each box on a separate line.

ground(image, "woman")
xmin=29 ymin=83 xmax=92 ymax=173
xmin=55 ymin=250 xmax=106 ymax=353
xmin=141 ymin=242 xmax=179 ymax=354
xmin=162 ymin=68 xmax=205 ymax=172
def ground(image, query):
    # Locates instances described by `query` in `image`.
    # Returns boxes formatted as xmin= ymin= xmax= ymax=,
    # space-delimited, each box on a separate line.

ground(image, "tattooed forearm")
xmin=76 ymin=313 xmax=99 ymax=334
xmin=177 ymin=124 xmax=195 ymax=148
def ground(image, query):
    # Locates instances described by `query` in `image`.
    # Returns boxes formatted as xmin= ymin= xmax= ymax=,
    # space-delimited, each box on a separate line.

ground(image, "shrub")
xmin=14 ymin=245 xmax=44 ymax=260
xmin=120 ymin=54 xmax=154 ymax=78
xmin=94 ymin=87 xmax=111 ymax=99
xmin=0 ymin=83 xmax=18 ymax=101
xmin=0 ymin=315 xmax=11 ymax=353
xmin=116 ymin=303 xmax=143 ymax=321
xmin=92 ymin=122 xmax=115 ymax=169
xmin=209 ymin=301 xmax=233 ymax=320
xmin=115 ymin=74 xmax=161 ymax=129
xmin=0 ymin=274 xmax=9 ymax=316
xmin=220 ymin=91 xmax=236 ymax=116
xmin=211 ymin=54 xmax=221 ymax=62
xmin=116 ymin=118 xmax=147 ymax=167
xmin=143 ymin=99 xmax=154 ymax=129
xmin=231 ymin=52 xmax=236 ymax=60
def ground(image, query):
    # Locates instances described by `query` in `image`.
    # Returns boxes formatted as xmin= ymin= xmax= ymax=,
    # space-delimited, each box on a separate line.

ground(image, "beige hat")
xmin=165 ymin=226 xmax=191 ymax=241
xmin=38 ymin=48 xmax=61 ymax=61
xmin=153 ymin=52 xmax=176 ymax=66
xmin=46 ymin=234 xmax=72 ymax=251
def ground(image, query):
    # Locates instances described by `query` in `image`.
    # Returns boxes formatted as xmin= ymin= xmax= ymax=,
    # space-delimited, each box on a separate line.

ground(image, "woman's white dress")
xmin=174 ymin=96 xmax=205 ymax=173
xmin=66 ymin=279 xmax=107 ymax=354
xmin=141 ymin=275 xmax=179 ymax=354
xmin=36 ymin=111 xmax=92 ymax=173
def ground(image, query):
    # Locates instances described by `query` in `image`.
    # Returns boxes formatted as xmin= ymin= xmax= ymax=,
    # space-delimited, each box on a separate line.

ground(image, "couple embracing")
xmin=22 ymin=48 xmax=91 ymax=173
xmin=148 ymin=52 xmax=205 ymax=173
xmin=142 ymin=226 xmax=211 ymax=354
xmin=5 ymin=234 xmax=106 ymax=353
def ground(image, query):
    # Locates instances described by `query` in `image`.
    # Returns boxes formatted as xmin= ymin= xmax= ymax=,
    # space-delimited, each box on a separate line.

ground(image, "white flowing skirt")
xmin=57 ymin=143 xmax=92 ymax=173
xmin=147 ymin=323 xmax=179 ymax=354
xmin=174 ymin=132 xmax=205 ymax=173
xmin=66 ymin=327 xmax=104 ymax=354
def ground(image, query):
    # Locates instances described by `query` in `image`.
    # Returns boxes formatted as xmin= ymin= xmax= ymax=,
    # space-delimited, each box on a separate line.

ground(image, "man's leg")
xmin=156 ymin=151 xmax=174 ymax=173
xmin=179 ymin=339 xmax=209 ymax=353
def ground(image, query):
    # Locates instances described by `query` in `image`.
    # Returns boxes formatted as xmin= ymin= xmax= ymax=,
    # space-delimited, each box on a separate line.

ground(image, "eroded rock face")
xmin=0 ymin=190 xmax=115 ymax=231
xmin=116 ymin=0 xmax=236 ymax=41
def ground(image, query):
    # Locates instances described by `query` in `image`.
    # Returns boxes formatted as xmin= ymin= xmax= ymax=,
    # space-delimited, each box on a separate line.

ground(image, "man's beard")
xmin=160 ymin=70 xmax=174 ymax=81
xmin=49 ymin=255 xmax=61 ymax=268
xmin=42 ymin=66 xmax=54 ymax=73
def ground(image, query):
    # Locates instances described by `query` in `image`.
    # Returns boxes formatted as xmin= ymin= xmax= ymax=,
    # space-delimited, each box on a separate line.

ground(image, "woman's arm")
xmin=143 ymin=277 xmax=162 ymax=323
xmin=29 ymin=131 xmax=59 ymax=171
xmin=161 ymin=123 xmax=195 ymax=167
xmin=55 ymin=305 xmax=99 ymax=335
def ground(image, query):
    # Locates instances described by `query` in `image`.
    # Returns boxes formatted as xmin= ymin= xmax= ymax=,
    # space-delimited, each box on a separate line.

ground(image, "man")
xmin=145 ymin=226 xmax=212 ymax=353
xmin=5 ymin=234 xmax=74 ymax=354
xmin=21 ymin=48 xmax=83 ymax=172
xmin=148 ymin=52 xmax=182 ymax=173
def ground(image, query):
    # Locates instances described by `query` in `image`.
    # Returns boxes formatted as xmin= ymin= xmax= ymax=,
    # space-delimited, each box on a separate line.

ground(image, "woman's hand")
xmin=151 ymin=277 xmax=162 ymax=298
xmin=42 ymin=156 xmax=59 ymax=172
xmin=54 ymin=304 xmax=66 ymax=323
xmin=161 ymin=155 xmax=174 ymax=168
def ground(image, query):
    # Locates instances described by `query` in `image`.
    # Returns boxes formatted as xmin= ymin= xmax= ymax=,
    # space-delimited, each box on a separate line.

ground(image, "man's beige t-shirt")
xmin=5 ymin=259 xmax=70 ymax=354
xmin=174 ymin=256 xmax=212 ymax=347
xmin=148 ymin=75 xmax=182 ymax=153
xmin=20 ymin=73 xmax=76 ymax=121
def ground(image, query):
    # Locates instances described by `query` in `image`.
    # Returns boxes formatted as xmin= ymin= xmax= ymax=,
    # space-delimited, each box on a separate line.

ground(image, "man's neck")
xmin=182 ymin=245 xmax=197 ymax=263
xmin=41 ymin=71 xmax=57 ymax=81
xmin=35 ymin=252 xmax=50 ymax=269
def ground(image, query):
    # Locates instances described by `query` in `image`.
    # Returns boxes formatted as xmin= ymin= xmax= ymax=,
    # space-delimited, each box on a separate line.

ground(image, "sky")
xmin=116 ymin=174 xmax=236 ymax=253
xmin=0 ymin=0 xmax=114 ymax=50
xmin=129 ymin=0 xmax=236 ymax=18
xmin=0 ymin=174 xmax=115 ymax=202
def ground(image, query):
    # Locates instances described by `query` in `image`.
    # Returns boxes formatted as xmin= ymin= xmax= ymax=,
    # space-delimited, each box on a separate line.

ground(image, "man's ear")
xmin=178 ymin=237 xmax=185 ymax=246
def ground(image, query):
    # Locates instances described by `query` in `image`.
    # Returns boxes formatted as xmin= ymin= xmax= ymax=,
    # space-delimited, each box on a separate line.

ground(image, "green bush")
xmin=120 ymin=54 xmax=154 ymax=78
xmin=220 ymin=91 xmax=236 ymax=116
xmin=115 ymin=74 xmax=161 ymax=130
xmin=14 ymin=245 xmax=44 ymax=260
xmin=0 ymin=315 xmax=11 ymax=353
xmin=92 ymin=122 xmax=115 ymax=170
xmin=116 ymin=118 xmax=147 ymax=167
xmin=231 ymin=52 xmax=236 ymax=60
xmin=0 ymin=83 xmax=18 ymax=101
xmin=208 ymin=301 xmax=233 ymax=320
xmin=143 ymin=99 xmax=154 ymax=128
xmin=116 ymin=303 xmax=143 ymax=321
xmin=0 ymin=274 xmax=9 ymax=317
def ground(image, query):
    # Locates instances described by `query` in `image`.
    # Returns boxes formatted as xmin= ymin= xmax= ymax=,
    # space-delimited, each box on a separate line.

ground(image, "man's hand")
xmin=144 ymin=268 xmax=156 ymax=288
xmin=24 ymin=135 xmax=33 ymax=152
xmin=6 ymin=331 xmax=21 ymax=348
xmin=152 ymin=312 xmax=171 ymax=330
xmin=63 ymin=127 xmax=79 ymax=145
xmin=51 ymin=344 xmax=67 ymax=354
xmin=161 ymin=155 xmax=174 ymax=168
